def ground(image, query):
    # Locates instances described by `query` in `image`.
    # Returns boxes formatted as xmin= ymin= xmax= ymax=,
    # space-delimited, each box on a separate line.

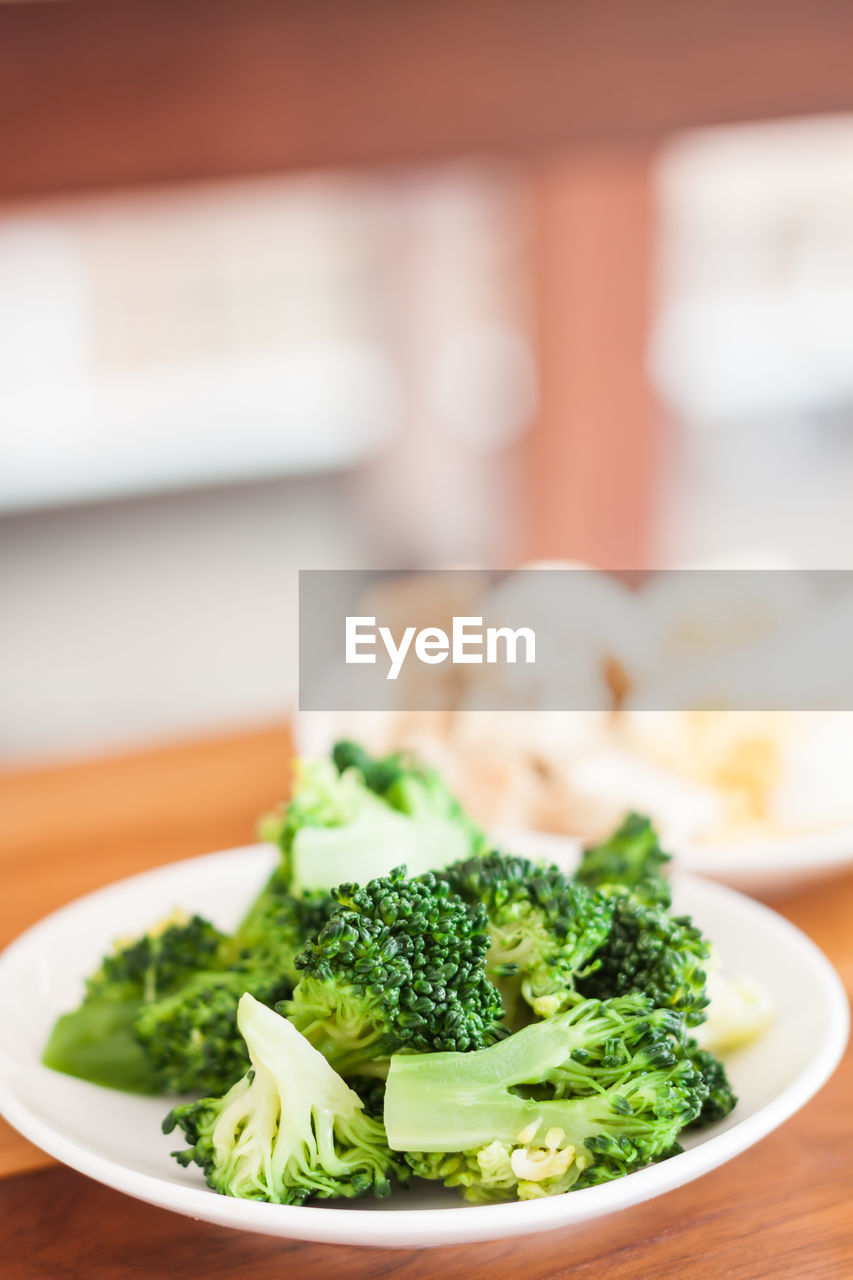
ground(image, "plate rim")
xmin=0 ymin=841 xmax=848 ymax=1248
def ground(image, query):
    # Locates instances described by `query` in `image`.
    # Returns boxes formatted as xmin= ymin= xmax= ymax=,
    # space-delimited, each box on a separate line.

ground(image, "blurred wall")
xmin=0 ymin=168 xmax=533 ymax=764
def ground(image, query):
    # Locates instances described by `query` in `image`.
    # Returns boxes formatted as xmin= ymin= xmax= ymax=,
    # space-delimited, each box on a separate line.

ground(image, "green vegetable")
xmin=577 ymin=894 xmax=710 ymax=1028
xmin=384 ymin=994 xmax=706 ymax=1203
xmin=225 ymin=873 xmax=335 ymax=986
xmin=164 ymin=994 xmax=401 ymax=1204
xmin=87 ymin=912 xmax=226 ymax=1003
xmin=685 ymin=1039 xmax=737 ymax=1127
xmin=261 ymin=744 xmax=488 ymax=895
xmin=331 ymin=739 xmax=485 ymax=837
xmin=134 ymin=886 xmax=337 ymax=1095
xmin=42 ymin=996 xmax=158 ymax=1094
xmin=133 ymin=966 xmax=289 ymax=1096
xmin=576 ymin=813 xmax=672 ymax=908
xmin=42 ymin=883 xmax=334 ymax=1096
xmin=284 ymin=866 xmax=505 ymax=1076
xmin=42 ymin=913 xmax=228 ymax=1094
xmin=440 ymin=851 xmax=615 ymax=1022
xmin=42 ymin=739 xmax=746 ymax=1210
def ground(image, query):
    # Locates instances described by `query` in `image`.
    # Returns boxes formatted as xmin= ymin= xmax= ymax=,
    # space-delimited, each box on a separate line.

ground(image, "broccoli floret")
xmin=43 ymin=827 xmax=345 ymax=1097
xmin=227 ymin=863 xmax=294 ymax=950
xmin=88 ymin=911 xmax=226 ymax=1003
xmin=684 ymin=1040 xmax=737 ymax=1127
xmin=261 ymin=745 xmax=488 ymax=896
xmin=133 ymin=881 xmax=337 ymax=1095
xmin=351 ymin=1075 xmax=388 ymax=1121
xmin=332 ymin=739 xmax=487 ymax=839
xmin=42 ymin=912 xmax=229 ymax=1093
xmin=226 ymin=875 xmax=336 ymax=986
xmin=284 ymin=866 xmax=505 ymax=1076
xmin=577 ymin=895 xmax=710 ymax=1028
xmin=383 ymin=995 xmax=706 ymax=1203
xmin=576 ymin=814 xmax=672 ymax=909
xmin=331 ymin=740 xmax=407 ymax=796
xmin=134 ymin=965 xmax=293 ymax=1095
xmin=43 ymin=884 xmax=335 ymax=1097
xmin=440 ymin=852 xmax=615 ymax=1022
xmin=164 ymin=994 xmax=401 ymax=1203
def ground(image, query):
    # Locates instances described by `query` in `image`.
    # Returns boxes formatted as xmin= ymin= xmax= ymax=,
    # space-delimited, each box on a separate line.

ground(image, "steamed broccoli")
xmin=43 ymin=912 xmax=229 ymax=1093
xmin=43 ymin=879 xmax=334 ymax=1096
xmin=685 ymin=1039 xmax=737 ymax=1127
xmin=576 ymin=894 xmax=710 ymax=1028
xmin=260 ymin=745 xmax=488 ymax=895
xmin=164 ymin=994 xmax=401 ymax=1203
xmin=225 ymin=878 xmax=336 ymax=986
xmin=284 ymin=866 xmax=505 ymax=1076
xmin=87 ymin=911 xmax=226 ymax=1002
xmin=331 ymin=739 xmax=486 ymax=837
xmin=571 ymin=815 xmax=711 ymax=1028
xmin=383 ymin=995 xmax=706 ymax=1203
xmin=576 ymin=813 xmax=672 ymax=908
xmin=133 ymin=965 xmax=290 ymax=1095
xmin=440 ymin=852 xmax=615 ymax=1023
xmin=136 ymin=886 xmax=339 ymax=1094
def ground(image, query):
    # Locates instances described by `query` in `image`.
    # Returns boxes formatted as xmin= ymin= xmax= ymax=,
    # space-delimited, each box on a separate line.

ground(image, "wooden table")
xmin=1 ymin=726 xmax=851 ymax=1278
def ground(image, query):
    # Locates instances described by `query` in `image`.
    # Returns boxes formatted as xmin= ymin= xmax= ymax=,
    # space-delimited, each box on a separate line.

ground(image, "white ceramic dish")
xmin=0 ymin=839 xmax=847 ymax=1248
xmin=673 ymin=827 xmax=853 ymax=896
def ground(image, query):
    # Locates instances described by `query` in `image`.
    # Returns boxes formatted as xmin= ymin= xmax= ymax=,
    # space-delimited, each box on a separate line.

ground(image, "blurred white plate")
xmin=0 ymin=839 xmax=847 ymax=1248
xmin=673 ymin=827 xmax=853 ymax=896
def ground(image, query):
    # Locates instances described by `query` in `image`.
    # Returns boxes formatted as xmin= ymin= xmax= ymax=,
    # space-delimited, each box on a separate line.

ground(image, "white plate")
xmin=0 ymin=839 xmax=847 ymax=1248
xmin=673 ymin=826 xmax=853 ymax=896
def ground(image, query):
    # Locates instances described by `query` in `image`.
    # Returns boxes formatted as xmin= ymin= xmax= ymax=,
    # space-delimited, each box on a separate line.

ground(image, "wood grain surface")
xmin=5 ymin=0 xmax=853 ymax=199
xmin=1 ymin=727 xmax=851 ymax=1278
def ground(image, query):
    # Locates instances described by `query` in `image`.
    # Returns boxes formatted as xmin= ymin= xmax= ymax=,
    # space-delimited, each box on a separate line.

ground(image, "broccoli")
xmin=87 ymin=911 xmax=226 ymax=1002
xmin=383 ymin=995 xmax=706 ymax=1203
xmin=576 ymin=813 xmax=672 ymax=909
xmin=331 ymin=740 xmax=486 ymax=838
xmin=331 ymin=740 xmax=412 ymax=797
xmin=350 ymin=1074 xmax=388 ymax=1121
xmin=225 ymin=876 xmax=336 ymax=986
xmin=572 ymin=815 xmax=710 ymax=1027
xmin=576 ymin=893 xmax=710 ymax=1028
xmin=164 ymin=994 xmax=402 ymax=1203
xmin=42 ymin=877 xmax=336 ymax=1096
xmin=260 ymin=745 xmax=488 ymax=896
xmin=684 ymin=1040 xmax=737 ymax=1127
xmin=135 ymin=886 xmax=339 ymax=1095
xmin=440 ymin=852 xmax=615 ymax=1023
xmin=42 ymin=912 xmax=229 ymax=1093
xmin=227 ymin=863 xmax=294 ymax=952
xmin=133 ymin=965 xmax=290 ymax=1095
xmin=284 ymin=866 xmax=505 ymax=1077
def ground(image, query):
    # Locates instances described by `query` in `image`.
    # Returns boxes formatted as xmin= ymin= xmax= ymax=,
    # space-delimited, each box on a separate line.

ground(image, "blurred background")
xmin=5 ymin=2 xmax=853 ymax=767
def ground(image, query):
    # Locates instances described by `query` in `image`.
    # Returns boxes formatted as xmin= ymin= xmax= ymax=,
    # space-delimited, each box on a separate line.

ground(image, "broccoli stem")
xmin=384 ymin=998 xmax=700 ymax=1159
xmin=42 ymin=998 xmax=161 ymax=1094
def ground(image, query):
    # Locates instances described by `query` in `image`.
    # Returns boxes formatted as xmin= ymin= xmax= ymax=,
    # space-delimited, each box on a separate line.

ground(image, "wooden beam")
xmin=3 ymin=0 xmax=853 ymax=197
xmin=525 ymin=149 xmax=658 ymax=568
